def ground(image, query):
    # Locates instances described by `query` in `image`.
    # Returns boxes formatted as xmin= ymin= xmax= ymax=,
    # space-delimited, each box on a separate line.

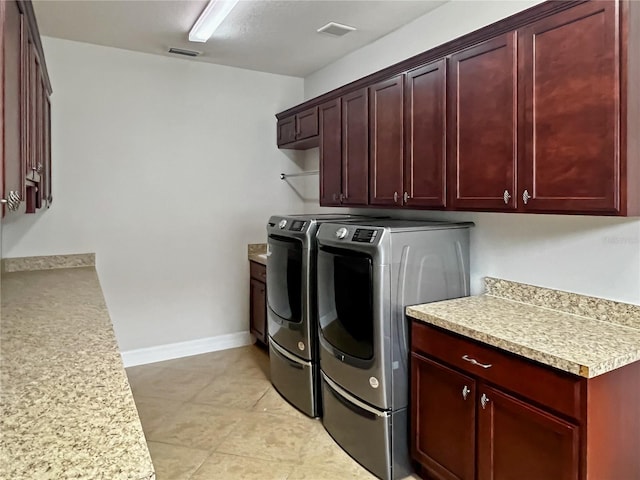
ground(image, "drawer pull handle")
xmin=462 ymin=385 xmax=471 ymax=400
xmin=462 ymin=354 xmax=492 ymax=369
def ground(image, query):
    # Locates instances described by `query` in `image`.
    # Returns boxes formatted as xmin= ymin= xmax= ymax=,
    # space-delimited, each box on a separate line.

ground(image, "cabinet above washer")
xmin=275 ymin=0 xmax=640 ymax=216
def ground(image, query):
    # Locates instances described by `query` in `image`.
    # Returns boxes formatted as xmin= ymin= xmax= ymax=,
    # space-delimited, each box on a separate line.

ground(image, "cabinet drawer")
xmin=411 ymin=322 xmax=584 ymax=420
xmin=249 ymin=261 xmax=266 ymax=282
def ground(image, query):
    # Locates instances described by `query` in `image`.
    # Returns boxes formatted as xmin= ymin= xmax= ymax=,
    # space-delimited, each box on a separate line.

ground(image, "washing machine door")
xmin=266 ymin=234 xmax=303 ymax=324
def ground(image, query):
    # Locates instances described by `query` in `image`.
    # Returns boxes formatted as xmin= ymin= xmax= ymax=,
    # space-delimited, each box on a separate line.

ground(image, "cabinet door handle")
xmin=480 ymin=393 xmax=490 ymax=409
xmin=462 ymin=385 xmax=471 ymax=400
xmin=503 ymin=190 xmax=511 ymax=204
xmin=393 ymin=191 xmax=398 ymax=204
xmin=1 ymin=191 xmax=21 ymax=211
xmin=522 ymin=189 xmax=531 ymax=205
xmin=339 ymin=193 xmax=345 ymax=203
xmin=403 ymin=192 xmax=409 ymax=204
xmin=462 ymin=354 xmax=492 ymax=369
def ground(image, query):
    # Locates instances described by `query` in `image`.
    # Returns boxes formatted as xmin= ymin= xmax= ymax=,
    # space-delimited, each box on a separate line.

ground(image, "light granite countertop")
xmin=0 ymin=264 xmax=154 ymax=479
xmin=248 ymin=243 xmax=267 ymax=266
xmin=407 ymin=278 xmax=640 ymax=379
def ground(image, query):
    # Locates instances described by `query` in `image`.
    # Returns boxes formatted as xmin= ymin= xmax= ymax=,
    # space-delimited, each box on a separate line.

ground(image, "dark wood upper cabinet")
xmin=411 ymin=353 xmax=476 ymax=480
xmin=296 ymin=106 xmax=318 ymax=141
xmin=342 ymin=88 xmax=369 ymax=206
xmin=369 ymin=75 xmax=404 ymax=206
xmin=2 ymin=0 xmax=25 ymax=216
xmin=405 ymin=59 xmax=447 ymax=208
xmin=518 ymin=1 xmax=619 ymax=214
xmin=41 ymin=81 xmax=52 ymax=207
xmin=319 ymin=98 xmax=342 ymax=206
xmin=277 ymin=106 xmax=319 ymax=149
xmin=276 ymin=0 xmax=640 ymax=216
xmin=276 ymin=116 xmax=296 ymax=147
xmin=477 ymin=385 xmax=580 ymax=480
xmin=2 ymin=1 xmax=52 ymax=216
xmin=448 ymin=32 xmax=518 ymax=211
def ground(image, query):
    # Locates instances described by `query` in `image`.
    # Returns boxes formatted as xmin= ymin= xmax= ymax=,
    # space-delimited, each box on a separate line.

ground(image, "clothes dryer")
xmin=316 ymin=219 xmax=472 ymax=479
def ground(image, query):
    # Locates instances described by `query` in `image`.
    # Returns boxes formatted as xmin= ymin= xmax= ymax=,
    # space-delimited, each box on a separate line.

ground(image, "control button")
xmin=335 ymin=227 xmax=348 ymax=239
xmin=278 ymin=219 xmax=287 ymax=229
xmin=369 ymin=377 xmax=379 ymax=389
xmin=298 ymin=341 xmax=305 ymax=351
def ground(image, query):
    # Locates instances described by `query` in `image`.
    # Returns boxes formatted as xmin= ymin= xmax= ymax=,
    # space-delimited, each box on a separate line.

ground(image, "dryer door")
xmin=317 ymin=246 xmax=374 ymax=365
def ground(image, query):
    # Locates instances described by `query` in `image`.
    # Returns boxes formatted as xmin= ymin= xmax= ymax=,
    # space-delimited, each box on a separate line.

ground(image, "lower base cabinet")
xmin=249 ymin=261 xmax=267 ymax=345
xmin=411 ymin=322 xmax=640 ymax=480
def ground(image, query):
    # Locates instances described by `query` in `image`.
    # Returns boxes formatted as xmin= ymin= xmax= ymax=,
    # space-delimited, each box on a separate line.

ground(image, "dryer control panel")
xmin=352 ymin=228 xmax=378 ymax=243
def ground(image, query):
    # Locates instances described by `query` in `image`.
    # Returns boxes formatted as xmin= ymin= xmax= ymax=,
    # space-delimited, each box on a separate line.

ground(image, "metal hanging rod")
xmin=280 ymin=170 xmax=319 ymax=180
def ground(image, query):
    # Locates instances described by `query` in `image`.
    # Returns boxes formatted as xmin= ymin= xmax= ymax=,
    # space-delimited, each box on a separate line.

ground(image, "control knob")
xmin=335 ymin=227 xmax=348 ymax=239
xmin=278 ymin=219 xmax=287 ymax=229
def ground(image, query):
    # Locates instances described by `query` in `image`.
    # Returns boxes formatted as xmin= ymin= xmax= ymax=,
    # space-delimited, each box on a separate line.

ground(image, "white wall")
xmin=305 ymin=0 xmax=545 ymax=99
xmin=303 ymin=0 xmax=640 ymax=305
xmin=2 ymin=37 xmax=307 ymax=351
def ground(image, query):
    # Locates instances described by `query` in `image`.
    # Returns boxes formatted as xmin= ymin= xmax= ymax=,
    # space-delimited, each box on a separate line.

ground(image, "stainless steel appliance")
xmin=266 ymin=214 xmax=372 ymax=418
xmin=316 ymin=219 xmax=472 ymax=480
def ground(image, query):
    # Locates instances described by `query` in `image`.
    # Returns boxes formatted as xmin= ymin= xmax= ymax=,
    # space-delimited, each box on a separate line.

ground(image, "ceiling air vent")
xmin=317 ymin=22 xmax=356 ymax=37
xmin=168 ymin=47 xmax=201 ymax=57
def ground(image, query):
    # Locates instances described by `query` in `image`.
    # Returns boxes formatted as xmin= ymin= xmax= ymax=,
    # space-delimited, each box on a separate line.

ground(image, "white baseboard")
xmin=121 ymin=331 xmax=255 ymax=367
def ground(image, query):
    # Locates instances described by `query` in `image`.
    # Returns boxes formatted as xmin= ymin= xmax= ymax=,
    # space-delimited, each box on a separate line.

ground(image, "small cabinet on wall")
xmin=1 ymin=0 xmax=52 ymax=216
xmin=276 ymin=106 xmax=318 ymax=149
xmin=249 ymin=261 xmax=267 ymax=345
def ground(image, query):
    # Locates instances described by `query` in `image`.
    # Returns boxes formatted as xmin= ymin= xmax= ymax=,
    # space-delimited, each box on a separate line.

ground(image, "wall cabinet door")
xmin=319 ymin=99 xmax=342 ymax=206
xmin=448 ymin=33 xmax=518 ymax=211
xmin=341 ymin=88 xmax=368 ymax=206
xmin=518 ymin=1 xmax=619 ymax=213
xmin=2 ymin=1 xmax=25 ymax=215
xmin=296 ymin=106 xmax=318 ymax=141
xmin=405 ymin=60 xmax=446 ymax=208
xmin=477 ymin=384 xmax=579 ymax=480
xmin=411 ymin=353 xmax=476 ymax=480
xmin=369 ymin=75 xmax=404 ymax=206
xmin=277 ymin=116 xmax=296 ymax=147
xmin=41 ymin=82 xmax=52 ymax=207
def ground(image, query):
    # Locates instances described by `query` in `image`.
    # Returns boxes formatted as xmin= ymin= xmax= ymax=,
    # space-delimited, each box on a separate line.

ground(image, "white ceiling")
xmin=32 ymin=0 xmax=447 ymax=77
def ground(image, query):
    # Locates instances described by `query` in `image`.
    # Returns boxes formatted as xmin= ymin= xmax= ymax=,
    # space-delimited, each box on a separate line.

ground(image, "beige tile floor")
xmin=127 ymin=345 xmax=419 ymax=480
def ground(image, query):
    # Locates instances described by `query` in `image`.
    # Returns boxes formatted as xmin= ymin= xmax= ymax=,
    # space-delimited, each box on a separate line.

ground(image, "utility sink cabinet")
xmin=410 ymin=321 xmax=640 ymax=480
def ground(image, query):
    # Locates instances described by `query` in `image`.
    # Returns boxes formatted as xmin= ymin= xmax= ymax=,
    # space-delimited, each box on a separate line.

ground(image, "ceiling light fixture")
xmin=189 ymin=0 xmax=240 ymax=43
